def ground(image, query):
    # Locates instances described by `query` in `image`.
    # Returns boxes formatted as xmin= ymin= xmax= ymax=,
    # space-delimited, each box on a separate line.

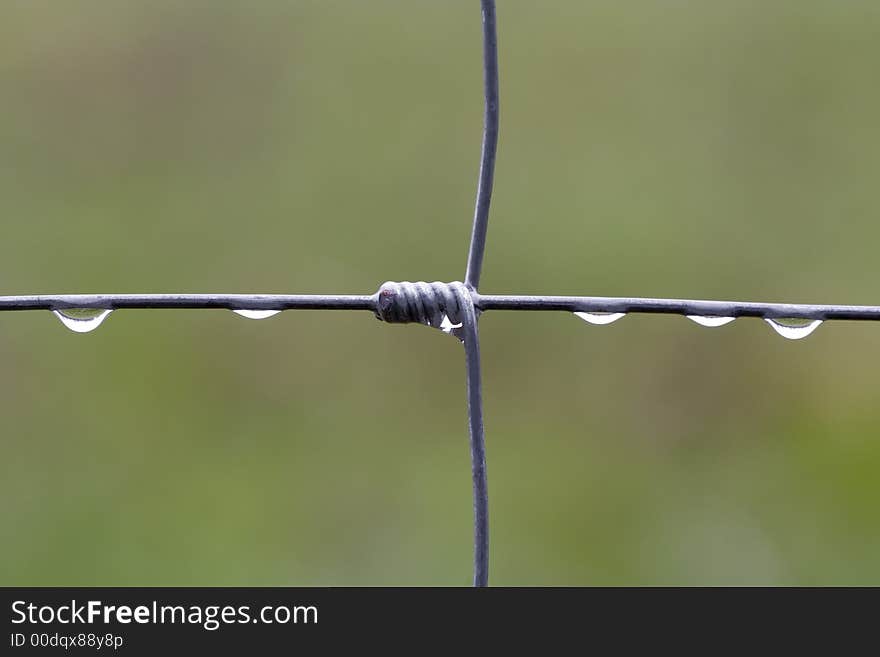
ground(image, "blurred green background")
xmin=2 ymin=0 xmax=880 ymax=585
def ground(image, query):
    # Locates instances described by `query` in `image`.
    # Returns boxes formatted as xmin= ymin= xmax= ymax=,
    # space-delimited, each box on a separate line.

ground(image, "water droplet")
xmin=764 ymin=318 xmax=822 ymax=340
xmin=687 ymin=315 xmax=736 ymax=328
xmin=440 ymin=314 xmax=463 ymax=334
xmin=232 ymin=309 xmax=281 ymax=320
xmin=53 ymin=308 xmax=113 ymax=333
xmin=574 ymin=312 xmax=626 ymax=325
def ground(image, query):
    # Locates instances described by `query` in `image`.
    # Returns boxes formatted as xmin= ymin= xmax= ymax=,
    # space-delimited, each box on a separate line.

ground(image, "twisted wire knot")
xmin=375 ymin=281 xmax=472 ymax=333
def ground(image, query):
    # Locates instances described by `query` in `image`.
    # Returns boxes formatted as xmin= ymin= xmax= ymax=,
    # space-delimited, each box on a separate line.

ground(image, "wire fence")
xmin=5 ymin=0 xmax=880 ymax=586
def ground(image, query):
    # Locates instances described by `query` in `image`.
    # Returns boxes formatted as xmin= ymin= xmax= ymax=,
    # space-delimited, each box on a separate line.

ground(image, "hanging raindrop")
xmin=686 ymin=315 xmax=736 ymax=328
xmin=440 ymin=314 xmax=463 ymax=334
xmin=764 ymin=317 xmax=822 ymax=340
xmin=574 ymin=312 xmax=626 ymax=325
xmin=53 ymin=309 xmax=113 ymax=333
xmin=232 ymin=310 xmax=281 ymax=320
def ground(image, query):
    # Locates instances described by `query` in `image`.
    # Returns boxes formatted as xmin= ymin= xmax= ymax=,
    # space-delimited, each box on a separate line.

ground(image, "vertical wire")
xmin=460 ymin=0 xmax=498 ymax=586
xmin=453 ymin=283 xmax=489 ymax=586
xmin=464 ymin=0 xmax=499 ymax=292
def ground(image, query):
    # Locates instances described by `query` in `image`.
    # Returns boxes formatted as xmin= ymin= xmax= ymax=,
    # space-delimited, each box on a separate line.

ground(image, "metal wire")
xmin=3 ymin=292 xmax=880 ymax=323
xmin=459 ymin=0 xmax=497 ymax=588
xmin=457 ymin=285 xmax=489 ymax=588
xmin=0 ymin=294 xmax=376 ymax=312
xmin=5 ymin=1 xmax=880 ymax=587
xmin=464 ymin=0 xmax=500 ymax=292
xmin=476 ymin=295 xmax=880 ymax=321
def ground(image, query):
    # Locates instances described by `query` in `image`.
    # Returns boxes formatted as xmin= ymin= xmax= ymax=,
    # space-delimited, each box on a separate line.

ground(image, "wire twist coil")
xmin=375 ymin=281 xmax=472 ymax=329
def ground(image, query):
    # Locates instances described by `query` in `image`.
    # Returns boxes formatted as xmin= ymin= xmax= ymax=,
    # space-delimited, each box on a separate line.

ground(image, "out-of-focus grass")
xmin=1 ymin=1 xmax=879 ymax=584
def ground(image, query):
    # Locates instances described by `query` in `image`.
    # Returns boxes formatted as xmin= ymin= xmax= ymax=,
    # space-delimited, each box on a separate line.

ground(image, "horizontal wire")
xmin=2 ymin=292 xmax=879 ymax=322
xmin=0 ymin=294 xmax=377 ymax=312
xmin=475 ymin=294 xmax=880 ymax=321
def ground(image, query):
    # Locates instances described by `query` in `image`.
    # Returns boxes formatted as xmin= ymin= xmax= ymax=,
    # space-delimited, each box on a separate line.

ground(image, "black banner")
xmin=0 ymin=587 xmax=872 ymax=652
